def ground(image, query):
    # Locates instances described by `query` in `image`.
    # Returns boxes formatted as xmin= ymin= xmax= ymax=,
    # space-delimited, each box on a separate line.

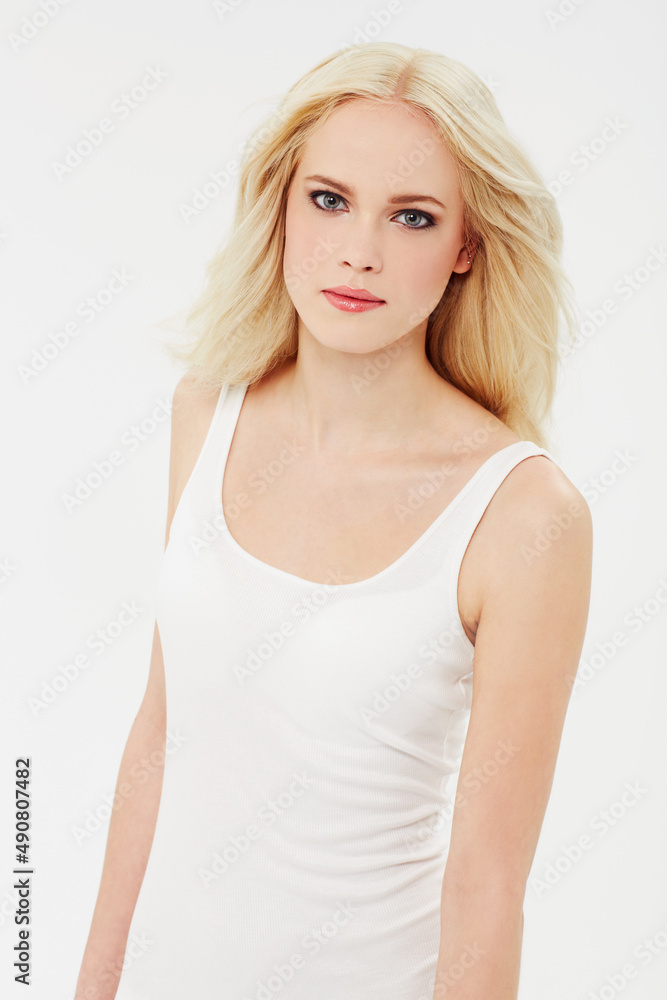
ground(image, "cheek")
xmin=387 ymin=243 xmax=454 ymax=326
xmin=283 ymin=203 xmax=324 ymax=287
xmin=400 ymin=244 xmax=451 ymax=300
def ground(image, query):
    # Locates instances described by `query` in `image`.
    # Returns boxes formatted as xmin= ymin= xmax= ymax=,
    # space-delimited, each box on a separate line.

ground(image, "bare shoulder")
xmin=172 ymin=371 xmax=220 ymax=426
xmin=458 ymin=451 xmax=593 ymax=642
xmin=170 ymin=373 xmax=221 ymax=467
xmin=164 ymin=373 xmax=222 ymax=547
xmin=492 ymin=453 xmax=591 ymax=538
xmin=485 ymin=453 xmax=591 ymax=570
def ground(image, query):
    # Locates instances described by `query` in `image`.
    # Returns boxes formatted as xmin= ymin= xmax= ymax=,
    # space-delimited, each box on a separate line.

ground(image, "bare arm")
xmin=433 ymin=457 xmax=593 ymax=999
xmin=74 ymin=624 xmax=167 ymax=1000
xmin=74 ymin=375 xmax=213 ymax=999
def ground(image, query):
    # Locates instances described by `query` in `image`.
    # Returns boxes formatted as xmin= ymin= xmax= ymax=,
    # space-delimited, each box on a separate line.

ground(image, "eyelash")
xmin=308 ymin=191 xmax=436 ymax=232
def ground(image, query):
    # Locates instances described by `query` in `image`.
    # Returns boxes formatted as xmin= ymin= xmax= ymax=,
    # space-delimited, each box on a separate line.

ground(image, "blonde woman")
xmin=76 ymin=43 xmax=593 ymax=1000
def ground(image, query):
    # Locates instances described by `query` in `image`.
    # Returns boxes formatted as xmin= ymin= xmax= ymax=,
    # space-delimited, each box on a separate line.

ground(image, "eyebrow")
xmin=303 ymin=174 xmax=446 ymax=211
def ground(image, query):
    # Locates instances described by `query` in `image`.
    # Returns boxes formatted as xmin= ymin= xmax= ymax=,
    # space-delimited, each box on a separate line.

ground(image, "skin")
xmin=76 ymin=98 xmax=593 ymax=1000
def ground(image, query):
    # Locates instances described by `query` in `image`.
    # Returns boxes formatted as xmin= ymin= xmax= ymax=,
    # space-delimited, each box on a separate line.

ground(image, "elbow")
xmin=441 ymin=866 xmax=527 ymax=907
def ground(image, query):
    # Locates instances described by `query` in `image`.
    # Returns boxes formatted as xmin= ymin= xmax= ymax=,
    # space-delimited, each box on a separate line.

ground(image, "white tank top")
xmin=115 ymin=380 xmax=559 ymax=1000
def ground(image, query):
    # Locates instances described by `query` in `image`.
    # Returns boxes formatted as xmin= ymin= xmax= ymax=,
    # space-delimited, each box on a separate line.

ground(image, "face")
xmin=282 ymin=98 xmax=471 ymax=356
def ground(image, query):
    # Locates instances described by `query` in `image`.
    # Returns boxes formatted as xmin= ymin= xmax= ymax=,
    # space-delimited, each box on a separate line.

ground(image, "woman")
xmin=76 ymin=43 xmax=593 ymax=1000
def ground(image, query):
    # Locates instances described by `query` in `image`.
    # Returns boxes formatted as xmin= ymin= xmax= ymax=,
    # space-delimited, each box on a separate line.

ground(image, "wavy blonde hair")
xmin=157 ymin=42 xmax=578 ymax=447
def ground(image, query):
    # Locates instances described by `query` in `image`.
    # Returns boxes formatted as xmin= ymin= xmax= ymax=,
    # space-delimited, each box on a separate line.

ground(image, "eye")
xmin=394 ymin=209 xmax=435 ymax=231
xmin=310 ymin=191 xmax=346 ymax=212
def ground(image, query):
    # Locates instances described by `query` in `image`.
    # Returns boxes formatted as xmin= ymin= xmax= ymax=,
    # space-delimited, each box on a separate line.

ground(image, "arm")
xmin=74 ymin=624 xmax=167 ymax=1000
xmin=74 ymin=375 xmax=209 ymax=999
xmin=433 ymin=457 xmax=593 ymax=1000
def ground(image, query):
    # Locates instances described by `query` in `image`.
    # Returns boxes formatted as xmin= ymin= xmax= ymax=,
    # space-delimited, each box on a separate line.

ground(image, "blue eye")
xmin=394 ymin=209 xmax=434 ymax=230
xmin=309 ymin=191 xmax=435 ymax=231
xmin=311 ymin=191 xmax=345 ymax=212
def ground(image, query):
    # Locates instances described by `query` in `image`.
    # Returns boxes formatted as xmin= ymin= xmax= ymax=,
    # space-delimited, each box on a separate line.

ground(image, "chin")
xmin=301 ymin=320 xmax=402 ymax=357
xmin=304 ymin=326 xmax=383 ymax=354
xmin=303 ymin=294 xmax=381 ymax=339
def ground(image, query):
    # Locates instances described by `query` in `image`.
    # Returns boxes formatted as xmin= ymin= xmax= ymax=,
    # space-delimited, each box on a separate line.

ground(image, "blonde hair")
xmin=158 ymin=43 xmax=578 ymax=448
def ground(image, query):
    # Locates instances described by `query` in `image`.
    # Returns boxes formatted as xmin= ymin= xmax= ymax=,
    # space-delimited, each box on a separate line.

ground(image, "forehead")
xmin=294 ymin=98 xmax=459 ymax=194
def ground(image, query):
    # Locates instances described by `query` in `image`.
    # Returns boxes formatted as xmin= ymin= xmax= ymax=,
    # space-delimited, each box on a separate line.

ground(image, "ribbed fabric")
xmin=115 ymin=381 xmax=558 ymax=1000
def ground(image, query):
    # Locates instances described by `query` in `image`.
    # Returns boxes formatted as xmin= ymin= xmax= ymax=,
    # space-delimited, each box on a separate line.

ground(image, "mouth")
xmin=322 ymin=286 xmax=386 ymax=313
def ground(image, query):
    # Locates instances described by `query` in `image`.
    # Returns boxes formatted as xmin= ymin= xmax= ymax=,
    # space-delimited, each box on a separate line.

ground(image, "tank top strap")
xmin=440 ymin=439 xmax=563 ymax=605
xmin=168 ymin=380 xmax=248 ymax=543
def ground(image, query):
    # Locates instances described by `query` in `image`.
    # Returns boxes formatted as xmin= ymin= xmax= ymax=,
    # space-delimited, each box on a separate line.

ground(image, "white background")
xmin=1 ymin=0 xmax=666 ymax=997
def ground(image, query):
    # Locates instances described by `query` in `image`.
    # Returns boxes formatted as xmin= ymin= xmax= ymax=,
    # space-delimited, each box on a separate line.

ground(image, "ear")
xmin=451 ymin=237 xmax=478 ymax=274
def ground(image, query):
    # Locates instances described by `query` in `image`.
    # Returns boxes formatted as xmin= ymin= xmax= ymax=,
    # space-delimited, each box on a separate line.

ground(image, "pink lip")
xmin=322 ymin=286 xmax=386 ymax=313
xmin=325 ymin=285 xmax=384 ymax=302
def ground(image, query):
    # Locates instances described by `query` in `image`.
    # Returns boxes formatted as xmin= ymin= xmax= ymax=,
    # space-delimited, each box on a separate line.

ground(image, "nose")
xmin=337 ymin=217 xmax=382 ymax=273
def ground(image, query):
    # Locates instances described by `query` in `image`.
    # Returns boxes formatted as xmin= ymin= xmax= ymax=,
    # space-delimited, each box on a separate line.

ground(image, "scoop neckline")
xmin=214 ymin=381 xmax=538 ymax=591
